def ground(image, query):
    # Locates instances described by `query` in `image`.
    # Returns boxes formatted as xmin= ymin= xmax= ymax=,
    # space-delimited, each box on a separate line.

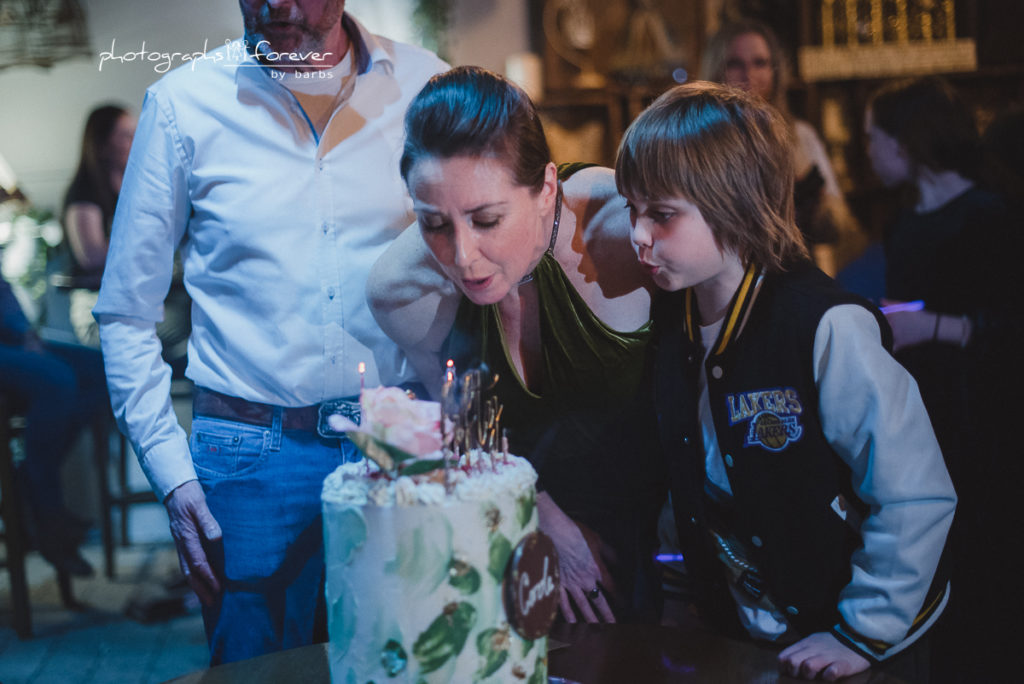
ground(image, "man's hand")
xmin=778 ymin=632 xmax=871 ymax=681
xmin=536 ymin=491 xmax=616 ymax=624
xmin=165 ymin=480 xmax=223 ymax=606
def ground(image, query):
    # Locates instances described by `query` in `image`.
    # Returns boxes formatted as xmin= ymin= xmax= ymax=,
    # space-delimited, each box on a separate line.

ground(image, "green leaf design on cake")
xmin=380 ymin=639 xmax=408 ymax=676
xmin=412 ymin=602 xmax=478 ymax=674
xmin=346 ymin=431 xmax=417 ymax=472
xmin=487 ymin=533 xmax=513 ymax=582
xmin=330 ymin=579 xmax=358 ymax=658
xmin=448 ymin=558 xmax=481 ymax=595
xmin=400 ymin=457 xmax=446 ymax=476
xmin=385 ymin=513 xmax=453 ymax=594
xmin=329 ymin=508 xmax=367 ymax=565
xmin=474 ymin=626 xmax=510 ymax=681
xmin=516 ymin=493 xmax=535 ymax=530
xmin=526 ymin=655 xmax=547 ymax=684
xmin=521 ymin=638 xmax=534 ymax=657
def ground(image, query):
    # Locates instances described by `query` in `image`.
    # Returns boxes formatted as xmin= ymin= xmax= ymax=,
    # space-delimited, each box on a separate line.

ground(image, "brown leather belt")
xmin=193 ymin=387 xmax=328 ymax=432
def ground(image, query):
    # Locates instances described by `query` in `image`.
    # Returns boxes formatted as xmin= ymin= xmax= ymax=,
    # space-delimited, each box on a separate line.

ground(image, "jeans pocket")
xmin=190 ymin=417 xmax=269 ymax=479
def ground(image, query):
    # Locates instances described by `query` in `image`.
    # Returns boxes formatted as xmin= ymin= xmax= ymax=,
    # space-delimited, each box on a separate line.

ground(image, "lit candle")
xmin=358 ymin=361 xmax=366 ymax=391
xmin=441 ymin=360 xmax=455 ymax=493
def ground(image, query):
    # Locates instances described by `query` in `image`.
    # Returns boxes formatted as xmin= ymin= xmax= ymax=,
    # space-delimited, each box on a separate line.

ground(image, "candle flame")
xmin=358 ymin=362 xmax=366 ymax=374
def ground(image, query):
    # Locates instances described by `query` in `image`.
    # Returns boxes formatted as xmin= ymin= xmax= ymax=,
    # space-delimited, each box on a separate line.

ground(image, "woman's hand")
xmin=778 ymin=632 xmax=870 ymax=681
xmin=880 ymin=299 xmax=936 ymax=351
xmin=881 ymin=299 xmax=971 ymax=351
xmin=536 ymin=491 xmax=616 ymax=624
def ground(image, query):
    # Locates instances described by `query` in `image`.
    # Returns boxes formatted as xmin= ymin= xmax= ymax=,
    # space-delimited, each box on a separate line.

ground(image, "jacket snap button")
xmin=690 ymin=517 xmax=697 ymax=525
xmin=683 ymin=436 xmax=691 ymax=445
xmin=751 ymin=535 xmax=763 ymax=548
xmin=724 ymin=454 xmax=734 ymax=467
xmin=786 ymin=605 xmax=799 ymax=615
xmin=711 ymin=366 xmax=723 ymax=379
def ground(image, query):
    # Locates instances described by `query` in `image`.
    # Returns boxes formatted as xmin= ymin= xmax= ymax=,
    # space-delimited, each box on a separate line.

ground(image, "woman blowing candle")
xmin=368 ymin=66 xmax=664 ymax=624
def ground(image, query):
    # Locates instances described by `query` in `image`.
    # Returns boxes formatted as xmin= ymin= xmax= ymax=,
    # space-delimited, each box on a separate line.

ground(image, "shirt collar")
xmin=342 ymin=13 xmax=392 ymax=76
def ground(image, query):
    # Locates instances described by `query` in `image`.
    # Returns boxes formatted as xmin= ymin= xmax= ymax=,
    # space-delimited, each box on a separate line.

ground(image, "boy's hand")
xmin=778 ymin=632 xmax=870 ymax=681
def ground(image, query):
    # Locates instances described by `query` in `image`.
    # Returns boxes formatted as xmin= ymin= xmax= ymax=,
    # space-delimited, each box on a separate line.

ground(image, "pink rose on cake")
xmin=327 ymin=387 xmax=443 ymax=461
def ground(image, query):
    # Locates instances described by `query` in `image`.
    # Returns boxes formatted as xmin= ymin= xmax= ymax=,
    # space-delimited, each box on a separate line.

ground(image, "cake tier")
xmin=322 ymin=455 xmax=547 ymax=683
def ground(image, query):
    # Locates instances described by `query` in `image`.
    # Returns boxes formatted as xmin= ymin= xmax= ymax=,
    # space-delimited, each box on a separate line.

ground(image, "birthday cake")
xmin=320 ymin=386 xmax=555 ymax=684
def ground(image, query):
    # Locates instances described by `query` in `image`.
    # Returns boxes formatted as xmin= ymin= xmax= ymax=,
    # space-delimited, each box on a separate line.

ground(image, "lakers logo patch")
xmin=727 ymin=387 xmax=804 ymax=452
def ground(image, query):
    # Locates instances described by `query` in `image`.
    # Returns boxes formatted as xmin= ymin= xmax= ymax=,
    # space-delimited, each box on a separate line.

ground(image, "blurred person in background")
xmin=702 ymin=19 xmax=865 ymax=276
xmin=62 ymin=104 xmax=136 ymax=347
xmin=865 ymin=75 xmax=1023 ymax=684
xmin=2 ymin=249 xmax=106 ymax=577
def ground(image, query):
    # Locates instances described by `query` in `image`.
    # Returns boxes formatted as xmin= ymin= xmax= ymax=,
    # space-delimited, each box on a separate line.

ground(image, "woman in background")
xmin=62 ymin=104 xmax=135 ymax=346
xmin=702 ymin=19 xmax=864 ymax=275
xmin=865 ymin=75 xmax=1022 ymax=683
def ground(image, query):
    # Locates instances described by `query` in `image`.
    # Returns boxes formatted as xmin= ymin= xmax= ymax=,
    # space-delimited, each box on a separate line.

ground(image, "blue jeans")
xmin=189 ymin=412 xmax=359 ymax=665
xmin=0 ymin=340 xmax=107 ymax=526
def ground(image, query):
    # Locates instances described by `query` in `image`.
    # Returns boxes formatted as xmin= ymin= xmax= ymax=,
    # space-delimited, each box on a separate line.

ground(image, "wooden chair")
xmin=0 ymin=394 xmax=75 ymax=638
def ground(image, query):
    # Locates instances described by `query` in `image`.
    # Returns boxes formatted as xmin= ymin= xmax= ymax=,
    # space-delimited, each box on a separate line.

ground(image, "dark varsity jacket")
xmin=652 ymin=261 xmax=949 ymax=660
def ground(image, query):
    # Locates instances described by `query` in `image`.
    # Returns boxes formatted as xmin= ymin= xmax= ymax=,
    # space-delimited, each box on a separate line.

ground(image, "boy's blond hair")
xmin=615 ymin=81 xmax=808 ymax=272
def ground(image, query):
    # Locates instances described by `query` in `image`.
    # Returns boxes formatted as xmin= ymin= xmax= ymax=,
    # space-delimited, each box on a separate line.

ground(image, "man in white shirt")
xmin=94 ymin=0 xmax=446 ymax=663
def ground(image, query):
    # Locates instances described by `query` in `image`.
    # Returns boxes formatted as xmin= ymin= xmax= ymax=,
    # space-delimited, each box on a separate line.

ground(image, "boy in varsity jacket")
xmin=615 ymin=82 xmax=955 ymax=682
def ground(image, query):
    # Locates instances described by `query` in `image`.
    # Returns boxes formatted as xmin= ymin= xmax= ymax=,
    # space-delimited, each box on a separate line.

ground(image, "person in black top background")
xmin=865 ymin=75 xmax=1024 ymax=684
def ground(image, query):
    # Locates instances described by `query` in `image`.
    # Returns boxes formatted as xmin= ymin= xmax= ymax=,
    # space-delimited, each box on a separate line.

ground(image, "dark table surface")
xmin=167 ymin=622 xmax=907 ymax=683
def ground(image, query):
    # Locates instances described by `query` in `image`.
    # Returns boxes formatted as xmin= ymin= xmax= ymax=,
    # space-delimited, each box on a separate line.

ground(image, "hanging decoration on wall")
xmin=608 ymin=0 xmax=686 ymax=85
xmin=543 ymin=0 xmax=606 ymax=89
xmin=0 ymin=0 xmax=91 ymax=71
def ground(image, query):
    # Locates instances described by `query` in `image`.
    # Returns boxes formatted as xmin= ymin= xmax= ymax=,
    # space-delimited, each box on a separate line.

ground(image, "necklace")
xmin=518 ymin=182 xmax=563 ymax=286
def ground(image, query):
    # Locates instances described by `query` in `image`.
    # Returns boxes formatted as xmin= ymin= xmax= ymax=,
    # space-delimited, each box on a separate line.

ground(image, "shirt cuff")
xmin=138 ymin=437 xmax=198 ymax=502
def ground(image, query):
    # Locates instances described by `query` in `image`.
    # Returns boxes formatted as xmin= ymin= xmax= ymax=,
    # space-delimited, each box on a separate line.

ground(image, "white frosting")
xmin=322 ymin=452 xmax=537 ymax=508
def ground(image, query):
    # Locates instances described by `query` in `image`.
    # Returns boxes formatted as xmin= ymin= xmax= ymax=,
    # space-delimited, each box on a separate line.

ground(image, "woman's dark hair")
xmin=868 ymin=76 xmax=981 ymax=178
xmin=66 ymin=103 xmax=131 ymax=226
xmin=400 ymin=66 xmax=551 ymax=192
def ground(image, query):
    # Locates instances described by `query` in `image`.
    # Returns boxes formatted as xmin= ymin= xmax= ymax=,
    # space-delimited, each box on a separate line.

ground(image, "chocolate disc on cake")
xmin=503 ymin=531 xmax=560 ymax=640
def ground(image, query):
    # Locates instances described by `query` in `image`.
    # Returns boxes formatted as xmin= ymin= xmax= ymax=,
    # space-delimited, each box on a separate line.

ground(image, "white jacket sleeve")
xmin=814 ymin=304 xmax=956 ymax=656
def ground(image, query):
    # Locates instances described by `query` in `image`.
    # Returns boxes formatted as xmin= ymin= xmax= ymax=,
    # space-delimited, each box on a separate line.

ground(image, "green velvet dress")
xmin=440 ymin=166 xmax=665 ymax=619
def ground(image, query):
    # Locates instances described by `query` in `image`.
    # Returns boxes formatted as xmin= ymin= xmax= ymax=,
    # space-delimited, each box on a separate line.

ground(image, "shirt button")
xmin=711 ymin=366 xmax=723 ymax=379
xmin=682 ymin=436 xmax=690 ymax=445
xmin=690 ymin=517 xmax=697 ymax=526
xmin=322 ymin=222 xmax=329 ymax=235
xmin=751 ymin=535 xmax=763 ymax=548
xmin=724 ymin=453 xmax=734 ymax=467
xmin=327 ymin=287 xmax=335 ymax=299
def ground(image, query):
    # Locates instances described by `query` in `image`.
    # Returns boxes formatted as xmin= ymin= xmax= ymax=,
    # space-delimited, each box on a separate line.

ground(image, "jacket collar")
xmin=683 ymin=263 xmax=763 ymax=357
